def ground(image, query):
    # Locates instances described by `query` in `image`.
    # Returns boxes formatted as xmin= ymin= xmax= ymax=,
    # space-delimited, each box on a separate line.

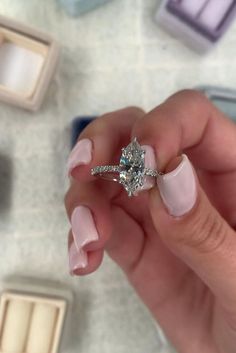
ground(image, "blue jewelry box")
xmin=198 ymin=86 xmax=236 ymax=122
xmin=59 ymin=0 xmax=113 ymax=17
xmin=71 ymin=116 xmax=95 ymax=148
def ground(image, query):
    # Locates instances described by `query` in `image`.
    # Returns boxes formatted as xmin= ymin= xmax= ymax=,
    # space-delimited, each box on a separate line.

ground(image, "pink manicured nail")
xmin=68 ymin=242 xmax=88 ymax=275
xmin=157 ymin=154 xmax=197 ymax=217
xmin=71 ymin=206 xmax=99 ymax=251
xmin=67 ymin=138 xmax=92 ymax=176
xmin=141 ymin=145 xmax=157 ymax=191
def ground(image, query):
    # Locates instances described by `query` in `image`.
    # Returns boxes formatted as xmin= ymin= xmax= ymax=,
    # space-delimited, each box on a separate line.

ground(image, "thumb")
xmin=149 ymin=154 xmax=236 ymax=307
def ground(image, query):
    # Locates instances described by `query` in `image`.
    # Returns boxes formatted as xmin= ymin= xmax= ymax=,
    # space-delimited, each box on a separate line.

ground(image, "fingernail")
xmin=71 ymin=206 xmax=99 ymax=251
xmin=157 ymin=154 xmax=197 ymax=217
xmin=67 ymin=138 xmax=92 ymax=176
xmin=68 ymin=242 xmax=88 ymax=275
xmin=141 ymin=145 xmax=157 ymax=191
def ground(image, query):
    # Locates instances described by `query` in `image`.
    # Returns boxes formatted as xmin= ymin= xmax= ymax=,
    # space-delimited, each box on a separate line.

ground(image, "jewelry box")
xmin=0 ymin=276 xmax=73 ymax=353
xmin=59 ymin=0 xmax=113 ymax=17
xmin=155 ymin=0 xmax=236 ymax=52
xmin=0 ymin=15 xmax=59 ymax=110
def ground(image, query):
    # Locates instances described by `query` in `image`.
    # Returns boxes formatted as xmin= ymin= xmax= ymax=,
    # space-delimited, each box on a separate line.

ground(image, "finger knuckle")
xmin=85 ymin=118 xmax=107 ymax=135
xmin=183 ymin=210 xmax=228 ymax=254
xmin=102 ymin=106 xmax=144 ymax=120
xmin=171 ymin=89 xmax=207 ymax=104
xmin=125 ymin=106 xmax=145 ymax=116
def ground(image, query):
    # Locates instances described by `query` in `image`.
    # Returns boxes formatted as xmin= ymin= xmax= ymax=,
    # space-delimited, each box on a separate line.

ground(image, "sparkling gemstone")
xmin=119 ymin=138 xmax=145 ymax=196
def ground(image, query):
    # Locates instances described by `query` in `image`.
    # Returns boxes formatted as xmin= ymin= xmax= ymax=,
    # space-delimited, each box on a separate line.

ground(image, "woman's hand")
xmin=65 ymin=90 xmax=236 ymax=353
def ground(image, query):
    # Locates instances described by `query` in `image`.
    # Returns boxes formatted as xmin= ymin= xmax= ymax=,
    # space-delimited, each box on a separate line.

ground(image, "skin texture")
xmin=65 ymin=90 xmax=236 ymax=353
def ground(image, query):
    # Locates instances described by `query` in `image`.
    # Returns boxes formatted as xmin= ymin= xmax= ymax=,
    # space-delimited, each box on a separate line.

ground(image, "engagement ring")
xmin=91 ymin=138 xmax=162 ymax=197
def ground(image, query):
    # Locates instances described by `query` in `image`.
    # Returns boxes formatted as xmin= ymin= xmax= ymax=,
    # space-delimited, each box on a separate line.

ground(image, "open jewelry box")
xmin=155 ymin=0 xmax=236 ymax=52
xmin=0 ymin=277 xmax=73 ymax=353
xmin=0 ymin=15 xmax=59 ymax=110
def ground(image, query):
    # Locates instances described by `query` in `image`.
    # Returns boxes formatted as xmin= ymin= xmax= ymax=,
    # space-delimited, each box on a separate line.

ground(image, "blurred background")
xmin=0 ymin=0 xmax=235 ymax=352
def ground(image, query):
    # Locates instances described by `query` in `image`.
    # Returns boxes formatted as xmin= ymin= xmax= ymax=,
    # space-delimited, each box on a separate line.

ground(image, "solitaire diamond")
xmin=119 ymin=138 xmax=145 ymax=197
xmin=91 ymin=137 xmax=161 ymax=197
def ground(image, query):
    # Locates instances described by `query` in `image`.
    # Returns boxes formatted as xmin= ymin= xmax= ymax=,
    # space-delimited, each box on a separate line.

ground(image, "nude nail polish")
xmin=67 ymin=138 xmax=92 ymax=176
xmin=157 ymin=154 xmax=197 ymax=217
xmin=71 ymin=206 xmax=99 ymax=251
xmin=68 ymin=242 xmax=88 ymax=275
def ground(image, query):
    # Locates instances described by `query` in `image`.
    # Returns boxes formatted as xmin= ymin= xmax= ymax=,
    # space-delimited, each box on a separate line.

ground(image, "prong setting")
xmin=91 ymin=138 xmax=162 ymax=197
xmin=119 ymin=138 xmax=145 ymax=197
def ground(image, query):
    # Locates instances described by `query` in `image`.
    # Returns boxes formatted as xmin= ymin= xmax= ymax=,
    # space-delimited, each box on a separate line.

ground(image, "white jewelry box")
xmin=0 ymin=276 xmax=73 ymax=353
xmin=0 ymin=15 xmax=59 ymax=111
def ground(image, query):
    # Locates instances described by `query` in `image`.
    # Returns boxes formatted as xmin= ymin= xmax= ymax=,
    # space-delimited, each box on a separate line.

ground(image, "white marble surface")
xmin=0 ymin=0 xmax=235 ymax=352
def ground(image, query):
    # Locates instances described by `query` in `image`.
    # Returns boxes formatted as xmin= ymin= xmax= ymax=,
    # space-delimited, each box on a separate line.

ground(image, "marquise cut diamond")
xmin=119 ymin=138 xmax=145 ymax=196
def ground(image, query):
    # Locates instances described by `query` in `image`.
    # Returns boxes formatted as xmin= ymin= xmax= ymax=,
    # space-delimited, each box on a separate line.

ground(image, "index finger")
xmin=132 ymin=90 xmax=236 ymax=173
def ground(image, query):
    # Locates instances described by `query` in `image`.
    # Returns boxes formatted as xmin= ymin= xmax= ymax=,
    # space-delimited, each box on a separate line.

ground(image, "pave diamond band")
xmin=91 ymin=138 xmax=162 ymax=197
xmin=91 ymin=165 xmax=120 ymax=175
xmin=91 ymin=165 xmax=161 ymax=178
